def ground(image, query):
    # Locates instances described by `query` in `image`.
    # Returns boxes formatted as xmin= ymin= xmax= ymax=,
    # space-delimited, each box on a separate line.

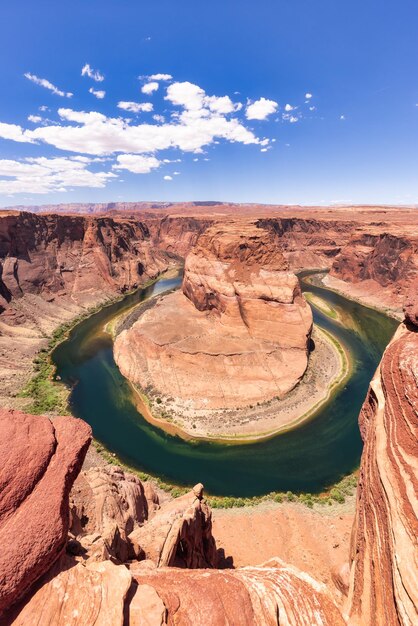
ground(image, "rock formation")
xmin=345 ymin=303 xmax=418 ymax=625
xmin=0 ymin=409 xmax=91 ymax=616
xmin=69 ymin=467 xmax=217 ymax=569
xmin=114 ymin=222 xmax=313 ymax=412
xmin=129 ymin=483 xmax=217 ymax=568
xmin=129 ymin=559 xmax=347 ymax=626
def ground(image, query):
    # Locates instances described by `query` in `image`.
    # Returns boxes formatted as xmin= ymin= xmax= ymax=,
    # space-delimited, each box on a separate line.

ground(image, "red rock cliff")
xmin=345 ymin=294 xmax=418 ymax=625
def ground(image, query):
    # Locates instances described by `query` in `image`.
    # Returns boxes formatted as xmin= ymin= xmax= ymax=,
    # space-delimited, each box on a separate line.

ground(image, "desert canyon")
xmin=0 ymin=202 xmax=417 ymax=625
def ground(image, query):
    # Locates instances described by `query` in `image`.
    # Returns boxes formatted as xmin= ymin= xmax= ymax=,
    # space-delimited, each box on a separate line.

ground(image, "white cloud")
xmin=289 ymin=116 xmax=298 ymax=123
xmin=148 ymin=73 xmax=172 ymax=81
xmin=28 ymin=115 xmax=42 ymax=123
xmin=153 ymin=114 xmax=165 ymax=123
xmin=166 ymin=82 xmax=240 ymax=115
xmin=309 ymin=106 xmax=316 ymax=111
xmin=305 ymin=93 xmax=313 ymax=99
xmin=163 ymin=175 xmax=173 ymax=180
xmin=0 ymin=122 xmax=35 ymax=143
xmin=24 ymin=73 xmax=73 ymax=98
xmin=141 ymin=81 xmax=159 ymax=95
xmin=246 ymin=97 xmax=278 ymax=120
xmin=340 ymin=114 xmax=346 ymax=120
xmin=173 ymin=171 xmax=180 ymax=175
xmin=117 ymin=101 xmax=153 ymax=113
xmin=89 ymin=87 xmax=106 ymax=99
xmin=39 ymin=105 xmax=49 ymax=112
xmin=166 ymin=81 xmax=205 ymax=110
xmin=284 ymin=104 xmax=294 ymax=111
xmin=0 ymin=80 xmax=269 ymax=180
xmin=114 ymin=154 xmax=160 ymax=174
xmin=0 ymin=156 xmax=115 ymax=195
xmin=81 ymin=64 xmax=104 ymax=82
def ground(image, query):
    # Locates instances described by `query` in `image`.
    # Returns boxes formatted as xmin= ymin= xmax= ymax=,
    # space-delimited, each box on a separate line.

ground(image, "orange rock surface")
xmin=115 ymin=222 xmax=313 ymax=411
xmin=346 ymin=316 xmax=418 ymax=626
xmin=0 ymin=410 xmax=91 ymax=616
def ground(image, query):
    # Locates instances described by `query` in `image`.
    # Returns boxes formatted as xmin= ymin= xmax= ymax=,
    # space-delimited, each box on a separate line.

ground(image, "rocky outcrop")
xmin=129 ymin=483 xmax=217 ymax=568
xmin=69 ymin=467 xmax=217 ymax=570
xmin=346 ymin=313 xmax=418 ymax=625
xmin=8 ymin=555 xmax=132 ymax=626
xmin=0 ymin=409 xmax=91 ymax=616
xmin=9 ymin=558 xmax=346 ymax=626
xmin=115 ymin=222 xmax=313 ymax=413
xmin=129 ymin=559 xmax=346 ymax=626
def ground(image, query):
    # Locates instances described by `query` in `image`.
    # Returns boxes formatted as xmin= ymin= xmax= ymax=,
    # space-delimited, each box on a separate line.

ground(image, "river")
xmin=52 ymin=271 xmax=397 ymax=497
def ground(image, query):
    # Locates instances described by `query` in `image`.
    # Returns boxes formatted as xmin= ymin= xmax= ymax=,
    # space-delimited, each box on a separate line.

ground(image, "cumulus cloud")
xmin=24 ymin=73 xmax=73 ymax=98
xmin=114 ymin=154 xmax=160 ymax=174
xmin=284 ymin=104 xmax=295 ymax=111
xmin=148 ymin=73 xmax=172 ymax=81
xmin=141 ymin=81 xmax=159 ymax=95
xmin=0 ymin=79 xmax=274 ymax=196
xmin=117 ymin=101 xmax=153 ymax=113
xmin=0 ymin=86 xmax=264 ymax=155
xmin=0 ymin=122 xmax=35 ymax=143
xmin=305 ymin=93 xmax=313 ymax=99
xmin=89 ymin=87 xmax=106 ymax=99
xmin=246 ymin=97 xmax=278 ymax=120
xmin=28 ymin=115 xmax=42 ymax=123
xmin=81 ymin=64 xmax=104 ymax=82
xmin=163 ymin=175 xmax=172 ymax=180
xmin=0 ymin=156 xmax=115 ymax=195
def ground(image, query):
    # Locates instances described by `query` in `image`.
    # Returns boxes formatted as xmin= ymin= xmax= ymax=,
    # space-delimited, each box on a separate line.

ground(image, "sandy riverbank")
xmin=126 ymin=322 xmax=350 ymax=443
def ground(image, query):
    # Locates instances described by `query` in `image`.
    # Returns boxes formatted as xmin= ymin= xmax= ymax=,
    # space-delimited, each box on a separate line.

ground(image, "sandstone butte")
xmin=114 ymin=222 xmax=313 ymax=413
xmin=0 ymin=288 xmax=417 ymax=624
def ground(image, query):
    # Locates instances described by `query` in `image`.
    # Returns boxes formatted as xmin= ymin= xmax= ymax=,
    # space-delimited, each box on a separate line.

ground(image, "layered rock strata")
xmin=115 ymin=222 xmax=313 ymax=412
xmin=345 ymin=298 xmax=418 ymax=626
xmin=0 ymin=409 xmax=91 ymax=615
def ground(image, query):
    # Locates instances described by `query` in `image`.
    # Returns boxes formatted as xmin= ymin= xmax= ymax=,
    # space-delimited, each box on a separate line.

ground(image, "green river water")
xmin=52 ymin=271 xmax=397 ymax=497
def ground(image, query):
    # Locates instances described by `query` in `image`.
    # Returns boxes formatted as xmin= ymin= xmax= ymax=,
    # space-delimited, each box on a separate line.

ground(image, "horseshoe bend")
xmin=0 ymin=203 xmax=416 ymax=625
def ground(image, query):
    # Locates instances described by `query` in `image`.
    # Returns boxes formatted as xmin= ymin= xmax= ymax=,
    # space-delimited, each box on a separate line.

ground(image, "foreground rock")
xmin=0 ymin=410 xmax=91 ymax=616
xmin=115 ymin=222 xmax=313 ymax=414
xmin=10 ymin=557 xmax=346 ymax=626
xmin=130 ymin=559 xmax=346 ymax=626
xmin=69 ymin=467 xmax=217 ymax=569
xmin=9 ymin=555 xmax=132 ymax=626
xmin=345 ymin=306 xmax=418 ymax=625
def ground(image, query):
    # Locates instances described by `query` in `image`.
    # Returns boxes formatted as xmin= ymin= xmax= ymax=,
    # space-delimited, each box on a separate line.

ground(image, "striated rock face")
xmin=130 ymin=558 xmax=346 ymax=626
xmin=10 ymin=558 xmax=346 ymax=626
xmin=0 ymin=211 xmax=170 ymax=316
xmin=115 ymin=222 xmax=313 ymax=411
xmin=346 ymin=316 xmax=418 ymax=625
xmin=328 ymin=232 xmax=418 ymax=312
xmin=0 ymin=409 xmax=91 ymax=617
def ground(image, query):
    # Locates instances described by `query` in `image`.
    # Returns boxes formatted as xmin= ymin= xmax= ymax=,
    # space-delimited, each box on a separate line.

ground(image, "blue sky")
xmin=0 ymin=0 xmax=417 ymax=206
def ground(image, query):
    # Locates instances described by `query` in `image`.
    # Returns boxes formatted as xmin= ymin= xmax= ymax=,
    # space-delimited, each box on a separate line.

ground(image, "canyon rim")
xmin=1 ymin=1 xmax=418 ymax=623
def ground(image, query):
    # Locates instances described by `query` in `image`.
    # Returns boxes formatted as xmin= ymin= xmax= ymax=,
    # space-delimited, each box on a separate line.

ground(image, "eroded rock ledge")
xmin=114 ymin=222 xmax=313 ymax=418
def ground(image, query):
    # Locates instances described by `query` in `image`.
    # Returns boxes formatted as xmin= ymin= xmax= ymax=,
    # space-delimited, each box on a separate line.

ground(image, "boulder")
xmin=0 ymin=410 xmax=91 ymax=617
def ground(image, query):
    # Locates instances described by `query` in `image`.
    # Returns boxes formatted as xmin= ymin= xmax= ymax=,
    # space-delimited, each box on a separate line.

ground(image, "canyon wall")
xmin=345 ymin=296 xmax=418 ymax=626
